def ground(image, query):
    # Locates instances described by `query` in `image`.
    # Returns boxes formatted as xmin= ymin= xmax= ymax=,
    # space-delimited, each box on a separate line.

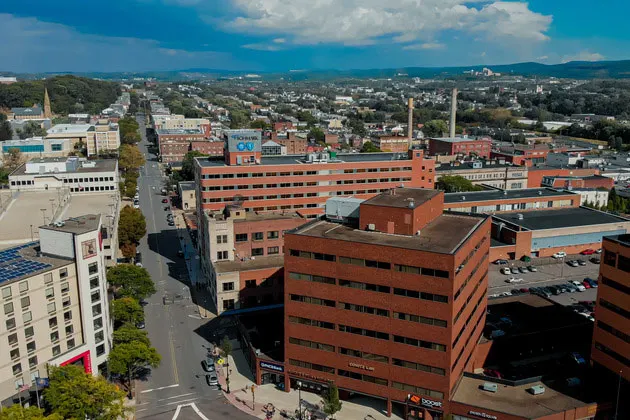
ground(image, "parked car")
xmin=202 ymin=359 xmax=216 ymax=372
xmin=500 ymin=267 xmax=512 ymax=275
xmin=565 ymin=283 xmax=577 ymax=293
xmin=527 ymin=265 xmax=537 ymax=272
xmin=570 ymin=352 xmax=586 ymax=366
xmin=557 ymin=284 xmax=568 ymax=293
xmin=511 ymin=289 xmax=522 ymax=295
xmin=568 ymin=260 xmax=579 ymax=267
xmin=167 ymin=220 xmax=175 ymax=226
xmin=596 ymin=248 xmax=602 ymax=254
xmin=494 ymin=259 xmax=508 ymax=265
xmin=570 ymin=280 xmax=586 ymax=291
xmin=136 ymin=321 xmax=145 ymax=329
xmin=161 ymin=198 xmax=169 ymax=203
xmin=540 ymin=287 xmax=553 ymax=297
xmin=581 ymin=280 xmax=591 ymax=289
xmin=206 ymin=373 xmax=219 ymax=386
xmin=548 ymin=285 xmax=561 ymax=295
xmin=580 ymin=249 xmax=596 ymax=255
xmin=553 ymin=252 xmax=567 ymax=259
xmin=519 ymin=288 xmax=530 ymax=293
xmin=590 ymin=257 xmax=601 ymax=264
xmin=577 ymin=260 xmax=587 ymax=266
xmin=585 ymin=277 xmax=598 ymax=288
xmin=506 ymin=277 xmax=524 ymax=284
xmin=518 ymin=266 xmax=527 ymax=274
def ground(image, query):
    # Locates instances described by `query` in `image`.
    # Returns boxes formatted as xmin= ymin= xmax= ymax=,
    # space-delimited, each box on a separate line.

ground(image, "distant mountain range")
xmin=5 ymin=60 xmax=630 ymax=81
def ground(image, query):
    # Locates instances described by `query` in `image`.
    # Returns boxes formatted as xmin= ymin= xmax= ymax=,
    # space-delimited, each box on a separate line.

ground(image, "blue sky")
xmin=1 ymin=0 xmax=628 ymax=73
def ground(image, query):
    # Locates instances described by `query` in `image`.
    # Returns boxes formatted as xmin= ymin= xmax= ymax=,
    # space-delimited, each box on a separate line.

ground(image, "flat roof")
xmin=156 ymin=128 xmax=204 ymax=135
xmin=0 ymin=242 xmax=72 ymax=286
xmin=0 ymin=191 xmax=62 ymax=249
xmin=178 ymin=181 xmax=196 ymax=191
xmin=493 ymin=207 xmax=630 ymax=231
xmin=195 ymin=152 xmax=412 ymax=168
xmin=436 ymin=162 xmax=517 ymax=171
xmin=452 ymin=375 xmax=594 ymax=418
xmin=444 ymin=188 xmax=574 ymax=204
xmin=291 ymin=213 xmax=486 ymax=254
xmin=62 ymin=194 xmax=118 ymax=222
xmin=362 ymin=187 xmax=440 ymax=208
xmin=41 ymin=214 xmax=100 ymax=235
xmin=215 ymin=255 xmax=284 ymax=273
xmin=47 ymin=124 xmax=92 ymax=134
xmin=11 ymin=159 xmax=117 ymax=175
xmin=431 ymin=136 xmax=491 ymax=143
xmin=603 ymin=233 xmax=630 ymax=247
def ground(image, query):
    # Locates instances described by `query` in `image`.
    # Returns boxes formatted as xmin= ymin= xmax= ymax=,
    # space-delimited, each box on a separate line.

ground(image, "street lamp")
xmin=296 ymin=381 xmax=302 ymax=420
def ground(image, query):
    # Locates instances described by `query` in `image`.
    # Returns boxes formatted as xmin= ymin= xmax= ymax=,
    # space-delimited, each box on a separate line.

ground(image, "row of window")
xmin=201 ymin=167 xmax=413 ymax=179
xmin=453 ymin=292 xmax=486 ymax=348
xmin=452 ymin=308 xmax=485 ymax=371
xmin=594 ymin=342 xmax=629 ymax=367
xmin=603 ymin=251 xmax=630 ymax=273
xmin=70 ymin=185 xmax=116 ymax=193
xmin=63 ymin=176 xmax=115 ymax=184
xmin=599 ymin=299 xmax=630 ymax=319
xmin=597 ymin=320 xmax=630 ymax=344
xmin=454 ymin=271 xmax=487 ymax=324
xmin=217 ymin=246 xmax=281 ymax=261
xmin=455 ymin=255 xmax=488 ymax=301
xmin=600 ymin=276 xmax=630 ymax=295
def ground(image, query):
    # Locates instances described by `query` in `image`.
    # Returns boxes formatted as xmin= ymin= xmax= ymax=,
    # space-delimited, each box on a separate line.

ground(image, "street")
xmin=133 ymin=115 xmax=255 ymax=420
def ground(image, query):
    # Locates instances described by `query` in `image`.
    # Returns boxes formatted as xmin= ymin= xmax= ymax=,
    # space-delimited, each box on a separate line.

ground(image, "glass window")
xmin=12 ymin=364 xmax=22 ymax=375
xmin=93 ymin=317 xmax=103 ymax=330
xmin=64 ymin=311 xmax=72 ymax=322
xmin=19 ymin=281 xmax=28 ymax=293
xmin=88 ymin=263 xmax=98 ymax=275
xmin=6 ymin=318 xmax=16 ymax=330
xmin=59 ymin=268 xmax=68 ymax=278
xmin=2 ymin=287 xmax=11 ymax=299
xmin=96 ymin=344 xmax=106 ymax=356
xmin=222 ymin=299 xmax=235 ymax=311
xmin=95 ymin=331 xmax=104 ymax=343
xmin=29 ymin=356 xmax=37 ymax=368
xmin=253 ymin=232 xmax=264 ymax=241
xmin=92 ymin=304 xmax=101 ymax=317
xmin=26 ymin=341 xmax=36 ymax=353
xmin=10 ymin=348 xmax=19 ymax=360
xmin=60 ymin=282 xmax=69 ymax=294
xmin=65 ymin=325 xmax=74 ymax=336
xmin=47 ymin=302 xmax=56 ymax=314
xmin=67 ymin=339 xmax=75 ymax=349
xmin=63 ymin=297 xmax=71 ymax=308
xmin=267 ymin=231 xmax=279 ymax=239
xmin=222 ymin=282 xmax=234 ymax=292
xmin=49 ymin=317 xmax=57 ymax=328
xmin=4 ymin=302 xmax=14 ymax=315
xmin=8 ymin=333 xmax=18 ymax=345
xmin=91 ymin=291 xmax=100 ymax=303
xmin=23 ymin=311 xmax=32 ymax=323
xmin=252 ymin=248 xmax=264 ymax=256
xmin=52 ymin=345 xmax=61 ymax=356
xmin=45 ymin=287 xmax=54 ymax=298
xmin=89 ymin=277 xmax=99 ymax=289
xmin=50 ymin=331 xmax=59 ymax=342
xmin=20 ymin=296 xmax=30 ymax=309
xmin=267 ymin=247 xmax=279 ymax=255
xmin=235 ymin=233 xmax=248 ymax=242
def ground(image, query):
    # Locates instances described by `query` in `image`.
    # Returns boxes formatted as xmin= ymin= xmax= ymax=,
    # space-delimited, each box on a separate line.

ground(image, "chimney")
xmin=449 ymin=88 xmax=458 ymax=138
xmin=407 ymin=98 xmax=414 ymax=149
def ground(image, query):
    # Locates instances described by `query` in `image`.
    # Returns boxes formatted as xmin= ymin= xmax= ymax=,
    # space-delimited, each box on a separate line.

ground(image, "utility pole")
xmin=614 ymin=369 xmax=622 ymax=420
xmin=251 ymin=384 xmax=256 ymax=410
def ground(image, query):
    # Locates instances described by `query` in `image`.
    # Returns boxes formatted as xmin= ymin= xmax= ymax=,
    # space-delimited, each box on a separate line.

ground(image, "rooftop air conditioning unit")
xmin=528 ymin=385 xmax=545 ymax=395
xmin=482 ymin=383 xmax=498 ymax=393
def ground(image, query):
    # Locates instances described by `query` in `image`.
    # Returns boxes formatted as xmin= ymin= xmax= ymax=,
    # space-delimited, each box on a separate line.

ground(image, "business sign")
xmin=348 ymin=362 xmax=374 ymax=372
xmin=259 ymin=361 xmax=284 ymax=373
xmin=409 ymin=394 xmax=443 ymax=410
xmin=226 ymin=130 xmax=262 ymax=153
xmin=469 ymin=411 xmax=498 ymax=420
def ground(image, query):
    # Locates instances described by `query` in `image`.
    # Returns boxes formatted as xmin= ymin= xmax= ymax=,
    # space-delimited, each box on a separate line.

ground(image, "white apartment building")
xmin=0 ymin=214 xmax=112 ymax=405
xmin=46 ymin=122 xmax=120 ymax=157
xmin=152 ymin=115 xmax=210 ymax=131
xmin=9 ymin=157 xmax=118 ymax=194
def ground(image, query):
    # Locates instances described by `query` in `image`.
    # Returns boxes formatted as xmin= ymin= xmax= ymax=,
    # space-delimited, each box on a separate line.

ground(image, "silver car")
xmin=206 ymin=373 xmax=219 ymax=386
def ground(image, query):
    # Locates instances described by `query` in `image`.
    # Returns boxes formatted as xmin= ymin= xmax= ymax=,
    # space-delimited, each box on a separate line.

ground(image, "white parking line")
xmin=140 ymin=383 xmax=179 ymax=393
xmin=165 ymin=392 xmax=196 ymax=400
xmin=166 ymin=397 xmax=198 ymax=406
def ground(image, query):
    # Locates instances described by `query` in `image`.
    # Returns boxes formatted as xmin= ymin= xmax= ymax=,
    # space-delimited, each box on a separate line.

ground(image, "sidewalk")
xmin=216 ymin=349 xmax=401 ymax=420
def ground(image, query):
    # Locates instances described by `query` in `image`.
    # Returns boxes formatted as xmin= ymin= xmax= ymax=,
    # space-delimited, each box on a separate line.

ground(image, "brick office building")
xmin=372 ymin=136 xmax=410 ymax=153
xmin=428 ymin=137 xmax=492 ymax=159
xmin=283 ymin=188 xmax=490 ymax=418
xmin=157 ymin=129 xmax=207 ymax=163
xmin=190 ymin=139 xmax=224 ymax=157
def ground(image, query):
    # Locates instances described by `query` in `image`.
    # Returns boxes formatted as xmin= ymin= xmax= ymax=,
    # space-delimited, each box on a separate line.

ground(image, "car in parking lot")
xmin=577 ymin=260 xmax=587 ymax=266
xmin=527 ymin=265 xmax=537 ymax=272
xmin=584 ymin=277 xmax=598 ymax=288
xmin=580 ymin=249 xmax=596 ymax=255
xmin=590 ymin=257 xmax=601 ymax=264
xmin=567 ymin=260 xmax=579 ymax=267
xmin=506 ymin=277 xmax=524 ymax=284
xmin=206 ymin=373 xmax=219 ymax=386
xmin=565 ymin=283 xmax=577 ymax=293
xmin=494 ymin=259 xmax=508 ymax=265
xmin=569 ymin=280 xmax=586 ymax=291
xmin=570 ymin=352 xmax=586 ymax=365
xmin=517 ymin=266 xmax=527 ymax=274
xmin=581 ymin=280 xmax=591 ymax=289
xmin=553 ymin=252 xmax=567 ymax=259
xmin=202 ymin=359 xmax=216 ymax=372
xmin=500 ymin=267 xmax=512 ymax=275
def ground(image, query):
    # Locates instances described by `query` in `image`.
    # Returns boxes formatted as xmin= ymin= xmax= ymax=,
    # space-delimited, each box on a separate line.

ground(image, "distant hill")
xmin=5 ymin=59 xmax=630 ymax=82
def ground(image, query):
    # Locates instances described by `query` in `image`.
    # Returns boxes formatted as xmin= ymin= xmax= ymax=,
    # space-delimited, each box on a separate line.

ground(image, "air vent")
xmin=528 ymin=385 xmax=545 ymax=395
xmin=482 ymin=383 xmax=498 ymax=393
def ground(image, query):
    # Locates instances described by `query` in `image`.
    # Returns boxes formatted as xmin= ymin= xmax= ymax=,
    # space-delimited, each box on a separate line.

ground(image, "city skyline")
xmin=1 ymin=0 xmax=629 ymax=72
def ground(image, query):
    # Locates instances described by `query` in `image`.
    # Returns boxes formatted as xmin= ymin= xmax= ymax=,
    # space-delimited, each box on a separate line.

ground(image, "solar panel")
xmin=0 ymin=242 xmax=53 ymax=286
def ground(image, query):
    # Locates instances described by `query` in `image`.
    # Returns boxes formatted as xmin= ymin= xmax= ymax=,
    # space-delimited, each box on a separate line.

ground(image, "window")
xmin=340 ymin=302 xmax=389 ymax=317
xmin=94 ymin=317 xmax=103 ymax=330
xmin=267 ymin=231 xmax=279 ymax=239
xmin=2 ymin=287 xmax=11 ymax=299
xmin=288 ymin=316 xmax=334 ymax=329
xmin=245 ymin=280 xmax=256 ymax=288
xmin=601 ymin=277 xmax=630 ymax=295
xmin=51 ymin=331 xmax=59 ymax=342
xmin=338 ymin=279 xmax=390 ymax=293
xmin=392 ymin=382 xmax=444 ymax=400
xmin=619 ymin=255 xmax=630 ymax=273
xmin=49 ymin=317 xmax=57 ymax=328
xmin=88 ymin=263 xmax=98 ymax=275
xmin=290 ymin=294 xmax=335 ymax=307
xmin=235 ymin=233 xmax=248 ymax=242
xmin=339 ymin=347 xmax=389 ymax=363
xmin=64 ymin=311 xmax=73 ymax=322
xmin=52 ymin=345 xmax=61 ymax=356
xmin=59 ymin=268 xmax=68 ymax=279
xmin=4 ymin=302 xmax=14 ymax=315
xmin=13 ymin=364 xmax=22 ymax=375
xmin=253 ymin=232 xmax=264 ymax=241
xmin=216 ymin=235 xmax=228 ymax=244
xmin=47 ymin=302 xmax=56 ymax=314
xmin=393 ymin=335 xmax=446 ymax=352
xmin=67 ymin=339 xmax=75 ymax=349
xmin=222 ymin=299 xmax=235 ymax=311
xmin=338 ymin=370 xmax=387 ymax=386
xmin=267 ymin=246 xmax=280 ymax=255
xmin=65 ymin=325 xmax=74 ymax=336
xmin=60 ymin=282 xmax=69 ymax=294
xmin=27 ymin=341 xmax=36 ymax=353
xmin=289 ymin=337 xmax=335 ymax=352
xmin=20 ymin=296 xmax=30 ymax=309
xmin=89 ymin=277 xmax=99 ymax=289
xmin=45 ymin=287 xmax=54 ymax=298
xmin=6 ymin=318 xmax=16 ymax=330
xmin=289 ymin=272 xmax=335 ymax=285
xmin=394 ymin=288 xmax=448 ymax=304
xmin=339 ymin=325 xmax=389 ymax=340
xmin=394 ymin=312 xmax=447 ymax=328
xmin=289 ymin=250 xmax=336 ymax=262
xmin=222 ymin=282 xmax=235 ymax=292
xmin=19 ymin=281 xmax=29 ymax=293
xmin=252 ymin=248 xmax=264 ymax=256
xmin=604 ymin=251 xmax=617 ymax=267
xmin=289 ymin=359 xmax=335 ymax=374
xmin=10 ymin=348 xmax=19 ymax=360
xmin=29 ymin=356 xmax=37 ymax=368
xmin=95 ymin=331 xmax=104 ymax=343
xmin=23 ymin=311 xmax=32 ymax=323
xmin=96 ymin=344 xmax=106 ymax=356
xmin=8 ymin=333 xmax=18 ymax=345
xmin=91 ymin=291 xmax=100 ymax=303
xmin=92 ymin=304 xmax=102 ymax=317
xmin=216 ymin=251 xmax=228 ymax=260
xmin=393 ymin=359 xmax=445 ymax=376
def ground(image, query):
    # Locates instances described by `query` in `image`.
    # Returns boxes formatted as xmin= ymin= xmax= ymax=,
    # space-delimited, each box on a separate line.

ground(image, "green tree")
xmin=181 ymin=150 xmax=207 ymax=181
xmin=250 ymin=120 xmax=268 ymax=130
xmin=113 ymin=324 xmax=150 ymax=346
xmin=44 ymin=365 xmax=128 ymax=420
xmin=308 ymin=127 xmax=325 ymax=143
xmin=121 ymin=131 xmax=141 ymax=145
xmin=229 ymin=109 xmax=249 ymax=129
xmin=347 ymin=118 xmax=367 ymax=137
xmin=0 ymin=405 xmax=62 ymax=420
xmin=220 ymin=336 xmax=233 ymax=393
xmin=436 ymin=175 xmax=484 ymax=193
xmin=0 ymin=113 xmax=12 ymax=140
xmin=118 ymin=205 xmax=146 ymax=246
xmin=321 ymin=383 xmax=343 ymax=419
xmin=297 ymin=110 xmax=317 ymax=126
xmin=17 ymin=121 xmax=47 ymax=139
xmin=423 ymin=119 xmax=448 ymax=137
xmin=120 ymin=242 xmax=137 ymax=261
xmin=107 ymin=264 xmax=155 ymax=300
xmin=123 ymin=179 xmax=137 ymax=199
xmin=108 ymin=341 xmax=161 ymax=397
xmin=360 ymin=141 xmax=381 ymax=153
xmin=118 ymin=144 xmax=145 ymax=172
xmin=110 ymin=297 xmax=145 ymax=325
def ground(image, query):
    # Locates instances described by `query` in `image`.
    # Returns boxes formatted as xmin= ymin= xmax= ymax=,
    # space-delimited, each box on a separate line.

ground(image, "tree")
xmin=113 ymin=324 xmax=150 ymax=346
xmin=423 ymin=120 xmax=448 ymax=137
xmin=118 ymin=144 xmax=145 ymax=172
xmin=220 ymin=336 xmax=233 ymax=393
xmin=181 ymin=150 xmax=207 ymax=181
xmin=107 ymin=264 xmax=155 ymax=300
xmin=360 ymin=141 xmax=381 ymax=153
xmin=120 ymin=242 xmax=137 ymax=260
xmin=121 ymin=131 xmax=141 ymax=145
xmin=436 ymin=175 xmax=484 ymax=193
xmin=297 ymin=110 xmax=317 ymax=126
xmin=108 ymin=341 xmax=161 ymax=397
xmin=308 ymin=127 xmax=325 ymax=143
xmin=250 ymin=120 xmax=268 ymax=130
xmin=110 ymin=297 xmax=145 ymax=325
xmin=321 ymin=383 xmax=343 ymax=419
xmin=3 ymin=148 xmax=24 ymax=172
xmin=123 ymin=179 xmax=137 ymax=199
xmin=17 ymin=121 xmax=47 ymax=139
xmin=44 ymin=365 xmax=128 ymax=420
xmin=0 ymin=113 xmax=12 ymax=140
xmin=118 ymin=205 xmax=146 ymax=246
xmin=229 ymin=109 xmax=249 ymax=129
xmin=0 ymin=405 xmax=62 ymax=420
xmin=347 ymin=118 xmax=367 ymax=137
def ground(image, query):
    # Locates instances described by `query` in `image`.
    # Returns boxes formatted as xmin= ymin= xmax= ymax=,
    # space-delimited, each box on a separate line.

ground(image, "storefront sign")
xmin=259 ymin=361 xmax=284 ymax=373
xmin=288 ymin=370 xmax=329 ymax=383
xmin=409 ymin=394 xmax=442 ymax=410
xmin=348 ymin=362 xmax=374 ymax=371
xmin=469 ymin=411 xmax=498 ymax=420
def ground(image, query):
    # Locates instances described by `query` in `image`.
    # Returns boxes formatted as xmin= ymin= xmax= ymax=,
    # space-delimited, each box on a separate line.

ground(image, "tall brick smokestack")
xmin=407 ymin=98 xmax=414 ymax=149
xmin=449 ymin=88 xmax=458 ymax=138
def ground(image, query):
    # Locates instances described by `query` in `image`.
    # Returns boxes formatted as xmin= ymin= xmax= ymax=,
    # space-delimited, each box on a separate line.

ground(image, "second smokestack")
xmin=407 ymin=98 xmax=414 ymax=149
xmin=449 ymin=88 xmax=458 ymax=138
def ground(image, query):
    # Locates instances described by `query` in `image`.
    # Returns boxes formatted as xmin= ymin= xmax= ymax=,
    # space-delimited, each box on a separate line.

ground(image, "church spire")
xmin=44 ymin=87 xmax=52 ymax=119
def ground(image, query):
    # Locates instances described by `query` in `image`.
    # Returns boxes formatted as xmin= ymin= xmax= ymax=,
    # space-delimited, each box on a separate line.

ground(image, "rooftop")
xmin=436 ymin=161 xmax=518 ymax=171
xmin=430 ymin=136 xmax=491 ymax=143
xmin=41 ymin=214 xmax=101 ymax=235
xmin=196 ymin=152 xmax=413 ymax=167
xmin=178 ymin=181 xmax=196 ymax=191
xmin=12 ymin=158 xmax=117 ymax=175
xmin=214 ymin=255 xmax=285 ymax=273
xmin=0 ymin=242 xmax=71 ymax=286
xmin=156 ymin=128 xmax=204 ymax=135
xmin=603 ymin=233 xmax=630 ymax=247
xmin=12 ymin=106 xmax=42 ymax=116
xmin=452 ymin=375 xmax=595 ymax=419
xmin=444 ymin=188 xmax=575 ymax=204
xmin=362 ymin=187 xmax=440 ymax=208
xmin=47 ymin=124 xmax=93 ymax=134
xmin=493 ymin=207 xmax=630 ymax=231
xmin=291 ymin=213 xmax=486 ymax=254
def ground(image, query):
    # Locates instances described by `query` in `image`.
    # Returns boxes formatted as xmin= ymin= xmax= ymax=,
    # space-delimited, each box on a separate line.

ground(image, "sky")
xmin=1 ymin=0 xmax=629 ymax=73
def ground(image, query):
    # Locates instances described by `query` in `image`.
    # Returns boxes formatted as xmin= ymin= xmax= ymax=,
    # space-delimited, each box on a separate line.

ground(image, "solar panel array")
xmin=0 ymin=242 xmax=53 ymax=285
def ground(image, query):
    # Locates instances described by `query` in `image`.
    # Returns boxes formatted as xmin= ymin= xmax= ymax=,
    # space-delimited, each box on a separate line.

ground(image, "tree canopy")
xmin=0 ymin=405 xmax=62 ymax=420
xmin=44 ymin=365 xmax=128 ymax=420
xmin=108 ymin=341 xmax=161 ymax=395
xmin=0 ymin=113 xmax=12 ymax=140
xmin=360 ymin=141 xmax=381 ymax=153
xmin=118 ymin=144 xmax=145 ymax=172
xmin=110 ymin=297 xmax=145 ymax=325
xmin=423 ymin=119 xmax=449 ymax=137
xmin=308 ymin=127 xmax=325 ymax=143
xmin=321 ymin=383 xmax=343 ymax=419
xmin=181 ymin=150 xmax=207 ymax=181
xmin=107 ymin=264 xmax=155 ymax=300
xmin=436 ymin=175 xmax=485 ymax=193
xmin=16 ymin=121 xmax=47 ymax=139
xmin=113 ymin=324 xmax=151 ymax=346
xmin=118 ymin=205 xmax=146 ymax=246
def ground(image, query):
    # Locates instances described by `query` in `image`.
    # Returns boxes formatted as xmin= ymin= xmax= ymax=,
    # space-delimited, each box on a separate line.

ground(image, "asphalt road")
xmin=132 ymin=115 xmax=254 ymax=420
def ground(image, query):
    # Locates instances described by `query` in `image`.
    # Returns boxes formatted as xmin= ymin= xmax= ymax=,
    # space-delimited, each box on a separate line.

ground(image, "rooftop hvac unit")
xmin=482 ymin=383 xmax=498 ymax=393
xmin=367 ymin=224 xmax=376 ymax=231
xmin=516 ymin=213 xmax=524 ymax=220
xmin=528 ymin=385 xmax=545 ymax=395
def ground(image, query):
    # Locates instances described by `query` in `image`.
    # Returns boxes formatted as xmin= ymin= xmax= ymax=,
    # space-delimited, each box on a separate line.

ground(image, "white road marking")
xmin=140 ymin=383 xmax=179 ymax=393
xmin=190 ymin=403 xmax=211 ymax=420
xmin=188 ymin=314 xmax=202 ymax=320
xmin=165 ymin=392 xmax=196 ymax=400
xmin=171 ymin=404 xmax=182 ymax=420
xmin=166 ymin=397 xmax=198 ymax=406
xmin=171 ymin=402 xmax=209 ymax=420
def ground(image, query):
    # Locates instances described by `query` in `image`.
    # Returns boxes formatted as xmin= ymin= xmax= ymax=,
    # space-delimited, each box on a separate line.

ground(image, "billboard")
xmin=226 ymin=130 xmax=261 ymax=153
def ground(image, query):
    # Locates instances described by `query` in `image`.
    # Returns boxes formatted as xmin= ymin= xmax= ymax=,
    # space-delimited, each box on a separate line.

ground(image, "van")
xmin=500 ymin=267 xmax=511 ymax=275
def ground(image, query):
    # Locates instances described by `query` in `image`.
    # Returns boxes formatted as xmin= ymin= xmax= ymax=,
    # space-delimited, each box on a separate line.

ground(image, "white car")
xmin=500 ymin=267 xmax=512 ymax=275
xmin=505 ymin=277 xmax=524 ymax=284
xmin=570 ymin=281 xmax=586 ymax=292
xmin=568 ymin=260 xmax=579 ymax=267
xmin=133 ymin=203 xmax=140 ymax=209
xmin=553 ymin=252 xmax=567 ymax=259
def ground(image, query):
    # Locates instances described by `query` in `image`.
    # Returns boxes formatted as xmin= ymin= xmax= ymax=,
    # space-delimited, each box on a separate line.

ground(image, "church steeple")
xmin=44 ymin=87 xmax=52 ymax=119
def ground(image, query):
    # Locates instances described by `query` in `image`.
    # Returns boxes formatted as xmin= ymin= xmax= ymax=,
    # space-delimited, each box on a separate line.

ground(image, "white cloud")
xmin=242 ymin=43 xmax=283 ymax=51
xmin=0 ymin=13 xmax=237 ymax=72
xmin=561 ymin=51 xmax=605 ymax=63
xmin=403 ymin=42 xmax=446 ymax=51
xmin=224 ymin=0 xmax=552 ymax=46
xmin=536 ymin=55 xmax=549 ymax=60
